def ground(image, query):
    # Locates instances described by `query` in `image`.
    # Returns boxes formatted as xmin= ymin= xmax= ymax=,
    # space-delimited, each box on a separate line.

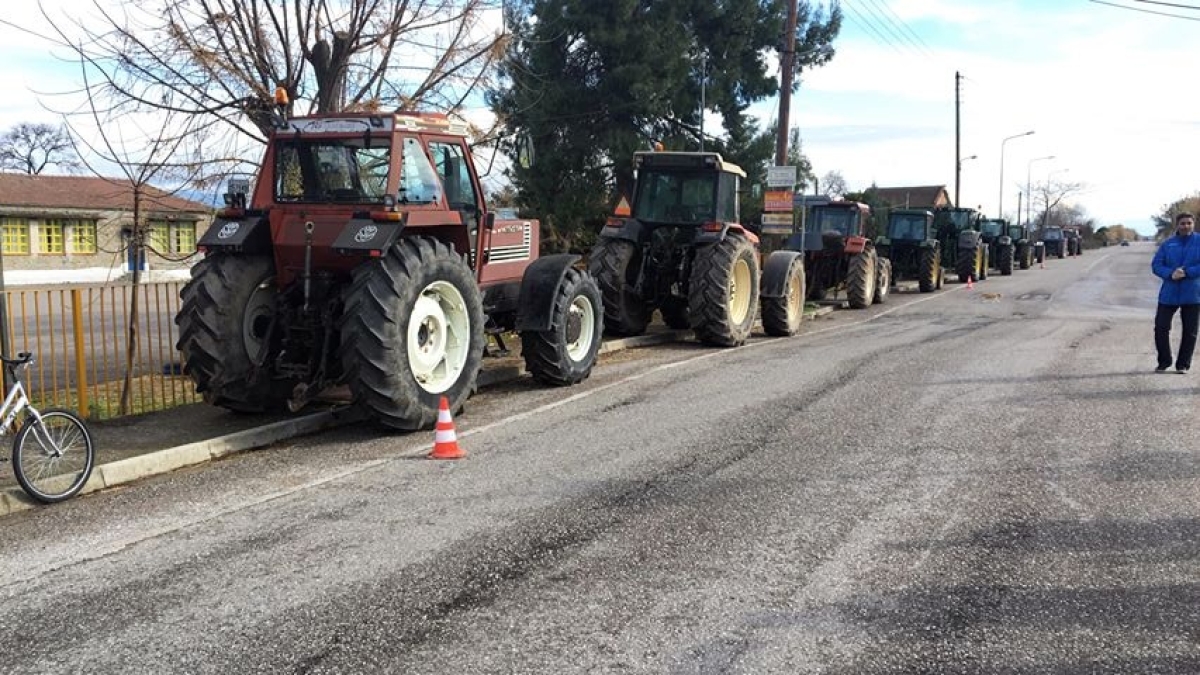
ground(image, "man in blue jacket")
xmin=1152 ymin=212 xmax=1200 ymax=373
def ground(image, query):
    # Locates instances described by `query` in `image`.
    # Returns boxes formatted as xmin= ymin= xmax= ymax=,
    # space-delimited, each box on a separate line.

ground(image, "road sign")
xmin=764 ymin=190 xmax=793 ymax=212
xmin=760 ymin=213 xmax=794 ymax=235
xmin=766 ymin=166 xmax=797 ymax=188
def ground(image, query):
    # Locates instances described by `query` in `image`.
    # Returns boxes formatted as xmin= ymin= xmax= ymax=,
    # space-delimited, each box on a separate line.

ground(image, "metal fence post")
xmin=71 ymin=289 xmax=89 ymax=418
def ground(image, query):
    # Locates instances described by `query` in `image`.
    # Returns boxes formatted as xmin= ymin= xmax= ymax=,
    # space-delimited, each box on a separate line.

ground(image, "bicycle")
xmin=2 ymin=353 xmax=95 ymax=503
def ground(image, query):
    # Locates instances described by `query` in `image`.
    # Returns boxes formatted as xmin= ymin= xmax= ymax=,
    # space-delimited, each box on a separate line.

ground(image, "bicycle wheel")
xmin=13 ymin=408 xmax=95 ymax=504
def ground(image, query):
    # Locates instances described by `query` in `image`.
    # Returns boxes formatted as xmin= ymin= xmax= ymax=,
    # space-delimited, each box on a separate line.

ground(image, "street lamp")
xmin=955 ymin=154 xmax=977 ymax=206
xmin=1026 ymin=155 xmax=1055 ymax=226
xmin=998 ymin=130 xmax=1034 ymax=218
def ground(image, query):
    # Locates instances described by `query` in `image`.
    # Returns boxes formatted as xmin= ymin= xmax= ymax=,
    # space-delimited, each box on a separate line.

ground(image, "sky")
xmin=753 ymin=0 xmax=1200 ymax=236
xmin=0 ymin=1 xmax=1194 ymax=235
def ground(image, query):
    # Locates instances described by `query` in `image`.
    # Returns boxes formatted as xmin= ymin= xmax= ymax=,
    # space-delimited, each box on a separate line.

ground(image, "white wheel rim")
xmin=407 ymin=280 xmax=470 ymax=394
xmin=566 ymin=294 xmax=596 ymax=362
xmin=729 ymin=257 xmax=752 ymax=324
xmin=787 ymin=270 xmax=802 ymax=317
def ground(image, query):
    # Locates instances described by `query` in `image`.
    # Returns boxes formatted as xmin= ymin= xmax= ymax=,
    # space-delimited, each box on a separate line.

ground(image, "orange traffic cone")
xmin=966 ymin=274 xmax=974 ymax=290
xmin=428 ymin=396 xmax=466 ymax=460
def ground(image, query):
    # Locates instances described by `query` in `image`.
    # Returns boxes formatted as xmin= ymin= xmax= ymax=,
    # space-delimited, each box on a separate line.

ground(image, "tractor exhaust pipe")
xmin=302 ymin=220 xmax=314 ymax=312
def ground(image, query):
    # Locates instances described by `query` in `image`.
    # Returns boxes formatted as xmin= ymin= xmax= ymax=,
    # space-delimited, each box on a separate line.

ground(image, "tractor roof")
xmin=274 ymin=111 xmax=470 ymax=137
xmin=633 ymin=151 xmax=747 ymax=178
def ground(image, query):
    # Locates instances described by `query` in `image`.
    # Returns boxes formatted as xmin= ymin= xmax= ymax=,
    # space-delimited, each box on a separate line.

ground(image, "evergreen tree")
xmin=490 ymin=0 xmax=840 ymax=251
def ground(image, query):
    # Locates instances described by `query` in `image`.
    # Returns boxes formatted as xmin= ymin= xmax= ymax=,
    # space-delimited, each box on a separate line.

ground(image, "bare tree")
xmin=821 ymin=170 xmax=847 ymax=199
xmin=0 ymin=123 xmax=80 ymax=174
xmin=1033 ymin=177 xmax=1086 ymax=231
xmin=64 ymin=58 xmax=205 ymax=415
xmin=32 ymin=0 xmax=506 ymax=143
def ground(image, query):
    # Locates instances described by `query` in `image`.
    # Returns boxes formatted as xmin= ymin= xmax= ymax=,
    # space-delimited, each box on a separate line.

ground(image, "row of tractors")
xmin=172 ymin=113 xmax=1065 ymax=433
xmin=176 ymin=111 xmax=814 ymax=433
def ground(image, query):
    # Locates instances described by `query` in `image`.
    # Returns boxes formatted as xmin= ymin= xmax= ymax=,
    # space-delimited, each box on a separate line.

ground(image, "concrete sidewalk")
xmin=0 ymin=326 xmax=700 ymax=517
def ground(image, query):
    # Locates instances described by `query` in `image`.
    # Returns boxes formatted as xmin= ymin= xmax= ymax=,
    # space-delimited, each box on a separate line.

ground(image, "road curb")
xmin=0 ymin=329 xmax=692 ymax=518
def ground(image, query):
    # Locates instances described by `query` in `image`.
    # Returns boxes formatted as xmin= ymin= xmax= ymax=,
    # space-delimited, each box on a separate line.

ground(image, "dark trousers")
xmin=1155 ymin=303 xmax=1200 ymax=369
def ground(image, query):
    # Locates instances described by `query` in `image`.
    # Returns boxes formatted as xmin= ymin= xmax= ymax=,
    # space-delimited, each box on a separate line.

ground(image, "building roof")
xmin=870 ymin=185 xmax=951 ymax=209
xmin=0 ymin=173 xmax=211 ymax=214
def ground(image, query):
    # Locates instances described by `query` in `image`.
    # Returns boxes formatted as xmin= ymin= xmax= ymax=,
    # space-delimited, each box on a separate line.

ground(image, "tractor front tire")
xmin=874 ymin=257 xmax=891 ymax=304
xmin=847 ymin=248 xmax=878 ymax=308
xmin=1018 ymin=244 xmax=1031 ymax=270
xmin=521 ymin=268 xmax=603 ymax=386
xmin=761 ymin=256 xmax=805 ymax=337
xmin=340 ymin=237 xmax=485 ymax=430
xmin=175 ymin=253 xmax=291 ymax=413
xmin=688 ymin=236 xmax=759 ymax=346
xmin=918 ymin=247 xmax=939 ymax=293
xmin=589 ymin=238 xmax=651 ymax=337
xmin=998 ymin=244 xmax=1015 ymax=275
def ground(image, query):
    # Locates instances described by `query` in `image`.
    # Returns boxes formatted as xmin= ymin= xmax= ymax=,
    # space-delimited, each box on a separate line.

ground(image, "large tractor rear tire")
xmin=1018 ymin=243 xmax=1032 ymax=270
xmin=589 ymin=238 xmax=650 ymax=337
xmin=918 ymin=247 xmax=939 ymax=293
xmin=175 ymin=253 xmax=292 ymax=413
xmin=340 ymin=237 xmax=485 ymax=430
xmin=873 ymin=257 xmax=891 ymax=304
xmin=998 ymin=244 xmax=1015 ymax=275
xmin=521 ymin=268 xmax=603 ymax=386
xmin=688 ymin=236 xmax=759 ymax=346
xmin=847 ymin=248 xmax=877 ymax=308
xmin=761 ymin=255 xmax=805 ymax=337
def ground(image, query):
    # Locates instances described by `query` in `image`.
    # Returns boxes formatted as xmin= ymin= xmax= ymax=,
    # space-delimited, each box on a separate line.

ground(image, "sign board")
xmin=764 ymin=190 xmax=794 ymax=212
xmin=760 ymin=213 xmax=794 ymax=235
xmin=766 ymin=166 xmax=797 ymax=188
xmin=227 ymin=178 xmax=250 ymax=195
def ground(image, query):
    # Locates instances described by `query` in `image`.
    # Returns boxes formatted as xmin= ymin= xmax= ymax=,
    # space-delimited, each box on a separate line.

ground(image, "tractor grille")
xmin=486 ymin=225 xmax=533 ymax=263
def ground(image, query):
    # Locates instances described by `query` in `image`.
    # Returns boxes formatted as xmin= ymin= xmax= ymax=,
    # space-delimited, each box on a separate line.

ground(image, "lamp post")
xmin=998 ymin=130 xmax=1034 ymax=218
xmin=955 ymin=154 xmax=977 ymax=206
xmin=1026 ymin=155 xmax=1054 ymax=226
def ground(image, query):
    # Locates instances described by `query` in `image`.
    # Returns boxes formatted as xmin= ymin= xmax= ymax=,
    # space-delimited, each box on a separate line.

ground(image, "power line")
xmin=861 ymin=0 xmax=934 ymax=56
xmin=1133 ymin=0 xmax=1200 ymax=10
xmin=841 ymin=0 xmax=909 ymax=56
xmin=1089 ymin=0 xmax=1200 ymax=20
xmin=850 ymin=0 xmax=916 ymax=53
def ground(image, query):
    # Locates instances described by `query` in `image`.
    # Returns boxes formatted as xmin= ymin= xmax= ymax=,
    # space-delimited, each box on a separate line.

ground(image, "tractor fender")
xmin=516 ymin=254 xmax=583 ymax=332
xmin=998 ymin=235 xmax=1013 ymax=245
xmin=845 ymin=235 xmax=869 ymax=255
xmin=919 ymin=239 xmax=937 ymax=249
xmin=197 ymin=213 xmax=271 ymax=254
xmin=957 ymin=230 xmax=981 ymax=249
xmin=596 ymin=217 xmax=644 ymax=244
xmin=332 ymin=216 xmax=405 ymax=256
xmin=694 ymin=223 xmax=760 ymax=246
xmin=760 ymin=250 xmax=804 ymax=299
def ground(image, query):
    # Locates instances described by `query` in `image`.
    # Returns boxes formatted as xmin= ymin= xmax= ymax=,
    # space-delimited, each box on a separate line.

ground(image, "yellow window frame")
xmin=40 ymin=219 xmax=65 ymax=255
xmin=1 ymin=217 xmax=28 ymax=255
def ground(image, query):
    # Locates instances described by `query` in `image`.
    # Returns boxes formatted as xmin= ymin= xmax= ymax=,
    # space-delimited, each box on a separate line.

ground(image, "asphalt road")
xmin=2 ymin=243 xmax=1198 ymax=674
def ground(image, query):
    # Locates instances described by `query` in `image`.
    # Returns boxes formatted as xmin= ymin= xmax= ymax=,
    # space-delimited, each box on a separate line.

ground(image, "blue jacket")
xmin=1152 ymin=233 xmax=1200 ymax=305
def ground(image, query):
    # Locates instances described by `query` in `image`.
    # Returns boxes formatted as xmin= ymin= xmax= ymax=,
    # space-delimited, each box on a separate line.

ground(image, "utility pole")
xmin=699 ymin=54 xmax=706 ymax=152
xmin=954 ymin=71 xmax=962 ymax=206
xmin=775 ymin=0 xmax=800 ymax=166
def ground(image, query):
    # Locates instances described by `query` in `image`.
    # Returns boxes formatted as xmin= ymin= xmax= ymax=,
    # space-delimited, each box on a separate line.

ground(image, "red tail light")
xmin=701 ymin=221 xmax=724 ymax=232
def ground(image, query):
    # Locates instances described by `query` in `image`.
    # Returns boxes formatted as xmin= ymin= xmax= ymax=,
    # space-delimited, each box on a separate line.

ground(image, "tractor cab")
xmin=788 ymin=200 xmax=871 ymax=254
xmin=882 ymin=209 xmax=934 ymax=243
xmin=629 ymin=151 xmax=743 ymax=227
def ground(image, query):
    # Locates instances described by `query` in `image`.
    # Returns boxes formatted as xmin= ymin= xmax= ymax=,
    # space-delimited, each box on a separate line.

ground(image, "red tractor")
xmin=176 ymin=106 xmax=603 ymax=430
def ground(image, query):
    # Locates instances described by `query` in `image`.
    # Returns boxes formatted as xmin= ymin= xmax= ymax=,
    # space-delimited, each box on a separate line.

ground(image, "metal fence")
xmin=3 ymin=281 xmax=200 ymax=420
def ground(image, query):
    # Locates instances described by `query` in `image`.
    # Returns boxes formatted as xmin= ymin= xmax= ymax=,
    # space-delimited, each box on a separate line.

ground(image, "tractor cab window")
xmin=274 ymin=139 xmax=389 ymax=203
xmin=888 ymin=214 xmax=928 ymax=241
xmin=1042 ymin=228 xmax=1063 ymax=240
xmin=980 ymin=220 xmax=1004 ymax=237
xmin=429 ymin=141 xmax=478 ymax=211
xmin=430 ymin=140 xmax=481 ymax=250
xmin=399 ymin=137 xmax=441 ymax=205
xmin=1008 ymin=226 xmax=1025 ymax=240
xmin=633 ymin=170 xmax=717 ymax=223
xmin=812 ymin=208 xmax=857 ymax=236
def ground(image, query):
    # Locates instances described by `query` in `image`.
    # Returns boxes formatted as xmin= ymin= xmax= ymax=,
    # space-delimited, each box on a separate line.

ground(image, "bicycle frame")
xmin=0 ymin=369 xmax=45 ymax=443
